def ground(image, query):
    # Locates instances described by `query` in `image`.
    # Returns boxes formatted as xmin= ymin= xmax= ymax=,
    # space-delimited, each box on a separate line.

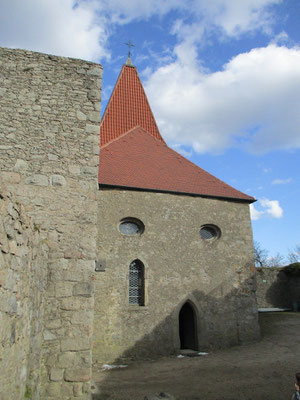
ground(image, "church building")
xmin=93 ymin=56 xmax=260 ymax=363
xmin=0 ymin=47 xmax=261 ymax=399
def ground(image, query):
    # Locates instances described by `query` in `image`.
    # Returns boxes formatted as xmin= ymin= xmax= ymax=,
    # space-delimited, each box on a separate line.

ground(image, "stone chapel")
xmin=0 ymin=47 xmax=260 ymax=399
xmin=93 ymin=56 xmax=260 ymax=363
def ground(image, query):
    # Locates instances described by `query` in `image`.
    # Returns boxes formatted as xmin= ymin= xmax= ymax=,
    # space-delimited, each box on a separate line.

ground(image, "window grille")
xmin=129 ymin=260 xmax=145 ymax=306
xmin=200 ymin=225 xmax=221 ymax=240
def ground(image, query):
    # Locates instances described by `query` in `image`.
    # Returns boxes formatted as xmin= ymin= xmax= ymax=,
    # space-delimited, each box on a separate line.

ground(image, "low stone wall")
xmin=0 ymin=184 xmax=48 ymax=399
xmin=256 ymin=267 xmax=300 ymax=309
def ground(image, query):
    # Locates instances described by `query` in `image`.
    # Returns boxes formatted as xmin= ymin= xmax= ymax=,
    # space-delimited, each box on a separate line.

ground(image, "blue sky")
xmin=0 ymin=0 xmax=299 ymax=262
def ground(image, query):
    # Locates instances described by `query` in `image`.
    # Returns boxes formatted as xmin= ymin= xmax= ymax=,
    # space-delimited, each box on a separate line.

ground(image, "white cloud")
xmin=0 ymin=0 xmax=283 ymax=62
xmin=0 ymin=0 xmax=109 ymax=61
xmin=250 ymin=198 xmax=283 ymax=220
xmin=272 ymin=178 xmax=292 ymax=185
xmin=145 ymin=44 xmax=300 ymax=154
xmin=250 ymin=204 xmax=264 ymax=220
xmin=172 ymin=0 xmax=282 ymax=42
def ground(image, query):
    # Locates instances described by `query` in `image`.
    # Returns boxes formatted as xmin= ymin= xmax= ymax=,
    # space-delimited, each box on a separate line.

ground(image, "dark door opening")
xmin=179 ymin=302 xmax=197 ymax=350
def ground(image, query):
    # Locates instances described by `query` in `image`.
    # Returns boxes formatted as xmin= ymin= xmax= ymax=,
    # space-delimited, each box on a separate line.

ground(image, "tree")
xmin=253 ymin=241 xmax=268 ymax=267
xmin=288 ymin=244 xmax=300 ymax=263
xmin=253 ymin=241 xmax=285 ymax=267
xmin=266 ymin=253 xmax=285 ymax=267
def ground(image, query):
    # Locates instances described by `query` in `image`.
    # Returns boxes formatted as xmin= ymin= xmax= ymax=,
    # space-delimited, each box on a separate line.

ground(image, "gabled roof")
xmin=100 ymin=63 xmax=164 ymax=147
xmin=99 ymin=126 xmax=255 ymax=202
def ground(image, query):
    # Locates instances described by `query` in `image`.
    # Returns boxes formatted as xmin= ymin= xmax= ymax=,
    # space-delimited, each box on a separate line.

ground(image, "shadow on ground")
xmin=92 ymin=312 xmax=300 ymax=400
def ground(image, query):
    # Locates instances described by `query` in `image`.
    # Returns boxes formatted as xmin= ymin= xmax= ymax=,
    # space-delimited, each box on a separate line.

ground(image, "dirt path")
xmin=92 ymin=312 xmax=300 ymax=400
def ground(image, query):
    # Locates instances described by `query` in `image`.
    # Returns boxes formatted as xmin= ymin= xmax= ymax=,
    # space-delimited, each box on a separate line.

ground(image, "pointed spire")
xmin=100 ymin=62 xmax=164 ymax=147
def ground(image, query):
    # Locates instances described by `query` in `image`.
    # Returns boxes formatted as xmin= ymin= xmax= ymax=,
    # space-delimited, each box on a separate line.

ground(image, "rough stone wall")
xmin=256 ymin=267 xmax=300 ymax=309
xmin=0 ymin=183 xmax=48 ymax=400
xmin=0 ymin=47 xmax=102 ymax=399
xmin=94 ymin=189 xmax=260 ymax=364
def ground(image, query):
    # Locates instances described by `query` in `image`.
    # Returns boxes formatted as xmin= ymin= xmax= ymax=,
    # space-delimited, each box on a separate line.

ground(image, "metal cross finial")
xmin=125 ymin=40 xmax=135 ymax=58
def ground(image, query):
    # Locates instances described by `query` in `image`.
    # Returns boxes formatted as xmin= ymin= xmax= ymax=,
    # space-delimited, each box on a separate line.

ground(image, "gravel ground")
xmin=92 ymin=312 xmax=300 ymax=400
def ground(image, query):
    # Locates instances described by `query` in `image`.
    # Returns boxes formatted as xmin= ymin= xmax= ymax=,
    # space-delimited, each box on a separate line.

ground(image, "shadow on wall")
xmin=264 ymin=270 xmax=290 ymax=308
xmin=92 ymin=275 xmax=260 ymax=399
xmin=265 ymin=270 xmax=300 ymax=309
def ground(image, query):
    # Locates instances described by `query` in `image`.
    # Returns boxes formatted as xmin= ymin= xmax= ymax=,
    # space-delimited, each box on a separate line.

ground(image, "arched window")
xmin=129 ymin=260 xmax=145 ymax=306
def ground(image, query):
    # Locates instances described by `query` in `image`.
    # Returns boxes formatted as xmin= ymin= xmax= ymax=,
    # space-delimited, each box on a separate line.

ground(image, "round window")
xmin=119 ymin=218 xmax=144 ymax=235
xmin=200 ymin=225 xmax=220 ymax=240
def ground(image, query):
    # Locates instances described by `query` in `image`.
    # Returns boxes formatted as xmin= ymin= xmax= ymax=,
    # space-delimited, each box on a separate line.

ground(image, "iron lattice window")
xmin=200 ymin=225 xmax=220 ymax=240
xmin=129 ymin=260 xmax=145 ymax=306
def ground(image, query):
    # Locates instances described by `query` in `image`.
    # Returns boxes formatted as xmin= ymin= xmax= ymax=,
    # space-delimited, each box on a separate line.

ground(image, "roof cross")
xmin=125 ymin=40 xmax=135 ymax=58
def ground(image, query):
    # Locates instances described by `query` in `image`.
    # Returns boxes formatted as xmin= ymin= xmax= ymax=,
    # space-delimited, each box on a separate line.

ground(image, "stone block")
xmin=50 ymin=368 xmax=64 ymax=381
xmin=56 ymin=281 xmax=74 ymax=297
xmin=64 ymin=368 xmax=91 ymax=382
xmin=70 ymin=311 xmax=93 ymax=325
xmin=46 ymin=382 xmax=61 ymax=397
xmin=46 ymin=319 xmax=62 ymax=329
xmin=68 ymin=165 xmax=81 ymax=175
xmin=2 ymin=172 xmax=21 ymax=184
xmin=73 ymin=282 xmax=93 ymax=298
xmin=24 ymin=174 xmax=48 ymax=186
xmin=82 ymin=382 xmax=90 ymax=393
xmin=57 ymin=351 xmax=78 ymax=368
xmin=61 ymin=382 xmax=74 ymax=396
xmin=60 ymin=337 xmax=90 ymax=352
xmin=85 ymin=124 xmax=99 ymax=134
xmin=81 ymin=166 xmax=98 ymax=176
xmin=87 ymin=90 xmax=101 ymax=101
xmin=87 ymin=66 xmax=102 ymax=76
xmin=50 ymin=174 xmax=66 ymax=186
xmin=13 ymin=159 xmax=28 ymax=172
xmin=77 ymin=111 xmax=87 ymax=121
xmin=60 ymin=296 xmax=93 ymax=311
xmin=73 ymin=382 xmax=83 ymax=396
xmin=88 ymin=111 xmax=100 ymax=123
xmin=43 ymin=329 xmax=57 ymax=341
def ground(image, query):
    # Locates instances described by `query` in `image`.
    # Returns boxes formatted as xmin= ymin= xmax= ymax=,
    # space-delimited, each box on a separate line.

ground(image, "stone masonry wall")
xmin=256 ymin=267 xmax=300 ymax=309
xmin=94 ymin=189 xmax=259 ymax=364
xmin=0 ymin=47 xmax=102 ymax=399
xmin=0 ymin=183 xmax=48 ymax=400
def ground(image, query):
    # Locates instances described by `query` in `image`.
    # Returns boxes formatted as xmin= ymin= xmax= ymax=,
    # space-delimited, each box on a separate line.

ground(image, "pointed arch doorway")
xmin=179 ymin=302 xmax=198 ymax=350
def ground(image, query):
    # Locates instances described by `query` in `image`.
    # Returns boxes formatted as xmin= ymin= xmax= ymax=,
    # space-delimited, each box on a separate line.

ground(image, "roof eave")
xmin=98 ymin=183 xmax=256 ymax=203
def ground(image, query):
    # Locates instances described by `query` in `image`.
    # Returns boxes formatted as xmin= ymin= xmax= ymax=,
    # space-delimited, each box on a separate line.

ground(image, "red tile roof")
xmin=99 ymin=126 xmax=255 ymax=202
xmin=100 ymin=64 xmax=164 ymax=147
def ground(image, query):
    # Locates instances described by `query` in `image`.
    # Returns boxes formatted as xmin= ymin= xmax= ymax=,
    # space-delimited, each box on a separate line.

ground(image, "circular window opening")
xmin=200 ymin=225 xmax=220 ymax=240
xmin=119 ymin=218 xmax=144 ymax=235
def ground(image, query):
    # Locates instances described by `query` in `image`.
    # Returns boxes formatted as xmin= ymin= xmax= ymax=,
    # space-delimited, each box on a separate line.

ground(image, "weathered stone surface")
xmin=50 ymin=174 xmax=67 ymax=186
xmin=0 ymin=184 xmax=48 ymax=400
xmin=256 ymin=267 xmax=300 ymax=309
xmin=93 ymin=190 xmax=260 ymax=363
xmin=60 ymin=296 xmax=93 ymax=311
xmin=73 ymin=282 xmax=93 ymax=297
xmin=64 ymin=368 xmax=91 ymax=382
xmin=77 ymin=110 xmax=87 ymax=121
xmin=25 ymin=174 xmax=48 ymax=186
xmin=50 ymin=368 xmax=64 ymax=381
xmin=61 ymin=338 xmax=90 ymax=352
xmin=0 ymin=47 xmax=101 ymax=399
xmin=14 ymin=159 xmax=28 ymax=171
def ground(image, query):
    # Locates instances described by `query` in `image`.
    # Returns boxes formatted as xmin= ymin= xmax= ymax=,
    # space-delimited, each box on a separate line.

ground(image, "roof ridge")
xmin=101 ymin=125 xmax=167 ymax=149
